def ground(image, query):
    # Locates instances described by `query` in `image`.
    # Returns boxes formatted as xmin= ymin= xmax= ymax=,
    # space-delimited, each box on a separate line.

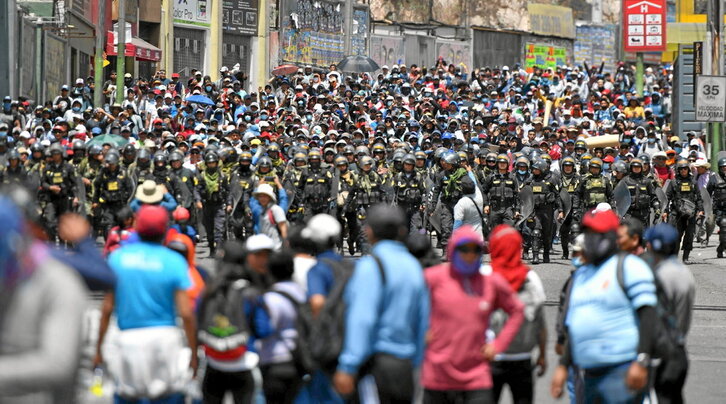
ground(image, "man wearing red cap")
xmin=551 ymin=209 xmax=657 ymax=403
xmin=95 ymin=205 xmax=198 ymax=402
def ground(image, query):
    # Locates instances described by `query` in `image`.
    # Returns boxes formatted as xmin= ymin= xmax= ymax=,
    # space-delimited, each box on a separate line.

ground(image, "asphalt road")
xmin=78 ymin=237 xmax=726 ymax=403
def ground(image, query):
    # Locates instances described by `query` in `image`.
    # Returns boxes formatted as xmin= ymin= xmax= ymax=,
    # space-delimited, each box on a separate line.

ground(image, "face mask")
xmin=260 ymin=114 xmax=268 ymax=120
xmin=251 ymin=148 xmax=257 ymax=154
xmin=648 ymin=138 xmax=656 ymax=144
xmin=205 ymin=86 xmax=212 ymax=92
xmin=603 ymin=163 xmax=610 ymax=171
xmin=675 ymin=146 xmax=682 ymax=153
xmin=245 ymin=116 xmax=252 ymax=122
xmin=582 ymin=231 xmax=618 ymax=265
xmin=306 ymin=114 xmax=312 ymax=120
xmin=72 ymin=106 xmax=81 ymax=112
xmin=452 ymin=251 xmax=482 ymax=277
xmin=571 ymin=256 xmax=584 ymax=269
xmin=517 ymin=169 xmax=527 ymax=175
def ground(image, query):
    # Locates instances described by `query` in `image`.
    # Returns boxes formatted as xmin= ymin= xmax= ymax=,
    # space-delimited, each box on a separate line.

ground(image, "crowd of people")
xmin=0 ymin=56 xmax=715 ymax=403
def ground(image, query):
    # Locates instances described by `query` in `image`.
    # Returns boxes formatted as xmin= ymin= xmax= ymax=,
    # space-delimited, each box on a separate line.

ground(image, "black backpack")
xmin=197 ymin=279 xmax=255 ymax=362
xmin=615 ymin=253 xmax=684 ymax=360
xmin=297 ymin=256 xmax=386 ymax=374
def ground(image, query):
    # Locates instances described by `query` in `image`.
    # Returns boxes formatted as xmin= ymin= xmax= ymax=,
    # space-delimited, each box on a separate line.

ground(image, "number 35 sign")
xmin=696 ymin=75 xmax=726 ymax=122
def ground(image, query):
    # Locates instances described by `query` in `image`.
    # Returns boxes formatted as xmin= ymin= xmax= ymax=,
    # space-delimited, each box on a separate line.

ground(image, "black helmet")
xmin=343 ymin=145 xmax=355 ymax=155
xmin=392 ymin=150 xmax=405 ymax=163
xmin=72 ymin=139 xmax=86 ymax=151
xmin=169 ymin=150 xmax=184 ymax=162
xmin=561 ymin=156 xmax=576 ymax=167
xmin=137 ymin=148 xmax=151 ymax=162
xmin=334 ymin=155 xmax=348 ymax=167
xmin=267 ymin=143 xmax=281 ymax=153
xmin=359 ymin=155 xmax=374 ymax=168
xmin=487 ymin=153 xmax=499 ymax=164
xmin=308 ymin=149 xmax=322 ymax=161
xmin=122 ymin=143 xmax=136 ymax=156
xmin=531 ymin=159 xmax=548 ymax=173
xmin=612 ymin=160 xmax=628 ymax=173
xmin=403 ymin=153 xmax=416 ymax=165
xmin=205 ymin=151 xmax=220 ymax=164
xmin=434 ymin=147 xmax=448 ymax=160
xmin=257 ymin=155 xmax=272 ymax=168
xmin=676 ymin=159 xmax=690 ymax=170
xmin=414 ymin=151 xmax=427 ymax=160
xmin=355 ymin=145 xmax=370 ymax=156
xmin=718 ymin=157 xmax=726 ymax=168
xmin=104 ymin=152 xmax=120 ymax=165
xmin=629 ymin=158 xmax=643 ymax=171
xmin=7 ymin=149 xmax=20 ymax=160
xmin=30 ymin=142 xmax=44 ymax=153
xmin=442 ymin=151 xmax=460 ymax=166
xmin=49 ymin=143 xmax=64 ymax=155
xmin=639 ymin=154 xmax=651 ymax=165
xmin=293 ymin=152 xmax=307 ymax=165
xmin=496 ymin=153 xmax=509 ymax=164
xmin=589 ymin=157 xmax=603 ymax=170
xmin=239 ymin=151 xmax=253 ymax=163
xmin=87 ymin=144 xmax=104 ymax=156
xmin=153 ymin=152 xmax=168 ymax=165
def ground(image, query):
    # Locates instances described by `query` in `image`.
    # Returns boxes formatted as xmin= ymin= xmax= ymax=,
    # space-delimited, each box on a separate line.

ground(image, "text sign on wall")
xmin=695 ymin=75 xmax=726 ymax=122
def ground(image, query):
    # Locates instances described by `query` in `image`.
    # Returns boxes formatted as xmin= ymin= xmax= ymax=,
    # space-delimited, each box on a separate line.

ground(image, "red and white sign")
xmin=623 ymin=0 xmax=666 ymax=52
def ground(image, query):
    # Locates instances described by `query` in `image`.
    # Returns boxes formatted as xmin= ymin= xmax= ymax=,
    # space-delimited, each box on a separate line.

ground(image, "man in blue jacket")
xmin=334 ymin=204 xmax=430 ymax=403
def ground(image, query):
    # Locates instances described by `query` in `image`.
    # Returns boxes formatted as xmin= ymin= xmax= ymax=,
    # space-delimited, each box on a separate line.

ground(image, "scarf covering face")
xmin=489 ymin=224 xmax=529 ymax=292
xmin=203 ymin=169 xmax=220 ymax=195
xmin=446 ymin=225 xmax=485 ymax=277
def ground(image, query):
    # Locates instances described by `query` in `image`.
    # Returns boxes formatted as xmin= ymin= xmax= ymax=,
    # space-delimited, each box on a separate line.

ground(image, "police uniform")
xmin=523 ymin=163 xmax=561 ymax=264
xmin=335 ymin=162 xmax=359 ymax=254
xmin=558 ymin=163 xmax=580 ymax=259
xmin=92 ymin=166 xmax=133 ymax=236
xmin=199 ymin=164 xmax=230 ymax=255
xmin=394 ymin=169 xmax=425 ymax=234
xmin=482 ymin=171 xmax=520 ymax=228
xmin=228 ymin=165 xmax=256 ymax=240
xmin=349 ymin=165 xmax=384 ymax=254
xmin=39 ymin=160 xmax=78 ymax=239
xmin=573 ymin=168 xmax=613 ymax=218
xmin=299 ymin=165 xmax=335 ymax=220
xmin=665 ymin=164 xmax=704 ymax=262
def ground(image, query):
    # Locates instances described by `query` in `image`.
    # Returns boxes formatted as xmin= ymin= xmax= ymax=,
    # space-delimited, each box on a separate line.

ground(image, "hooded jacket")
xmin=422 ymin=226 xmax=524 ymax=390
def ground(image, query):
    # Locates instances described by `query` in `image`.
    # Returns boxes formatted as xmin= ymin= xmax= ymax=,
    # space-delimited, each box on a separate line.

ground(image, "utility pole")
xmin=344 ymin=0 xmax=353 ymax=56
xmin=115 ymin=0 xmax=126 ymax=107
xmin=708 ymin=0 xmax=723 ymax=162
xmin=93 ymin=0 xmax=107 ymax=108
xmin=635 ymin=53 xmax=644 ymax=96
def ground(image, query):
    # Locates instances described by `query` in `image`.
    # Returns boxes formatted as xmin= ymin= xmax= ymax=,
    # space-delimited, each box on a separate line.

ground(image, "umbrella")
xmin=271 ymin=64 xmax=299 ymax=76
xmin=86 ymin=134 xmax=129 ymax=148
xmin=336 ymin=55 xmax=380 ymax=73
xmin=185 ymin=94 xmax=215 ymax=106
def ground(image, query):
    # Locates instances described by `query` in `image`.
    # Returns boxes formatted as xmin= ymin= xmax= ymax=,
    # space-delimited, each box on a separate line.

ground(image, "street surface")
xmin=78 ymin=239 xmax=726 ymax=403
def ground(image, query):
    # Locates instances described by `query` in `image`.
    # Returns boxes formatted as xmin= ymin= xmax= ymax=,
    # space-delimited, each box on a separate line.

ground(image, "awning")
xmin=106 ymin=31 xmax=162 ymax=62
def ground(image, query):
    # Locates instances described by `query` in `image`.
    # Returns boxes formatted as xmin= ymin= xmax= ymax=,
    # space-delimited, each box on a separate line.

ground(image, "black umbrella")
xmin=337 ymin=55 xmax=380 ymax=73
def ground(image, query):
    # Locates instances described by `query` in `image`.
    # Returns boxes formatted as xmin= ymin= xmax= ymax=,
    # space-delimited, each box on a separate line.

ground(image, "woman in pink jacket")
xmin=423 ymin=225 xmax=525 ymax=403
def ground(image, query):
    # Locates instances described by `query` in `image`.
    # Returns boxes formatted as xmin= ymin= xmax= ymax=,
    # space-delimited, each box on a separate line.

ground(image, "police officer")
xmin=219 ymin=147 xmax=239 ymax=177
xmin=573 ymin=157 xmax=613 ymax=219
xmin=70 ymin=139 xmax=86 ymax=169
xmin=347 ymin=155 xmax=384 ymax=254
xmin=169 ymin=149 xmax=198 ymax=211
xmin=482 ymin=154 xmax=520 ymax=228
xmin=197 ymin=151 xmax=229 ymax=256
xmin=78 ymin=144 xmax=104 ymax=231
xmin=622 ymin=157 xmax=659 ymax=227
xmin=39 ymin=143 xmax=78 ymax=240
xmin=299 ymin=149 xmax=335 ymax=220
xmin=558 ymin=156 xmax=580 ymax=259
xmin=0 ymin=149 xmax=28 ymax=185
xmin=92 ymin=152 xmax=133 ymax=237
xmin=151 ymin=151 xmax=189 ymax=207
xmin=120 ymin=143 xmax=137 ymax=176
xmin=430 ymin=152 xmax=467 ymax=251
xmin=523 ymin=159 xmax=561 ymax=264
xmin=227 ymin=151 xmax=256 ymax=240
xmin=610 ymin=160 xmax=629 ymax=188
xmin=283 ymin=151 xmax=307 ymax=225
xmin=394 ymin=153 xmax=425 ymax=234
xmin=714 ymin=157 xmax=726 ymax=258
xmin=130 ymin=148 xmax=153 ymax=184
xmin=333 ymin=155 xmax=359 ymax=254
xmin=266 ymin=143 xmax=286 ymax=177
xmin=664 ymin=160 xmax=704 ymax=263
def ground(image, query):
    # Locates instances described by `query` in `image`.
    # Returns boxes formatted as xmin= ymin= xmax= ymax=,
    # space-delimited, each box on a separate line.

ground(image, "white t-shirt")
xmin=259 ymin=204 xmax=287 ymax=250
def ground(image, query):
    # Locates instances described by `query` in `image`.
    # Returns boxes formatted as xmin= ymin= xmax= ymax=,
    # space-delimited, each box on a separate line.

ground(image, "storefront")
xmin=173 ymin=0 xmax=211 ymax=77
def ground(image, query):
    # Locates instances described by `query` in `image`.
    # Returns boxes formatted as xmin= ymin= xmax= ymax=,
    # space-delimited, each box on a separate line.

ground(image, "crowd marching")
xmin=0 ymin=57 xmax=716 ymax=403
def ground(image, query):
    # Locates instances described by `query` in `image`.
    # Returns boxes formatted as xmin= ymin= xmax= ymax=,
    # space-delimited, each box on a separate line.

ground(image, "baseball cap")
xmin=581 ymin=209 xmax=619 ymax=233
xmin=135 ymin=205 xmax=169 ymax=238
xmin=644 ymin=223 xmax=680 ymax=253
xmin=245 ymin=234 xmax=275 ymax=252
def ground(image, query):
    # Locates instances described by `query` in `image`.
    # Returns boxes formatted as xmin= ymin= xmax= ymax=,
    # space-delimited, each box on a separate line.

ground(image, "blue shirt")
xmin=565 ymin=254 xmax=657 ymax=369
xmin=306 ymin=250 xmax=343 ymax=298
xmin=108 ymin=241 xmax=191 ymax=330
xmin=338 ymin=240 xmax=430 ymax=374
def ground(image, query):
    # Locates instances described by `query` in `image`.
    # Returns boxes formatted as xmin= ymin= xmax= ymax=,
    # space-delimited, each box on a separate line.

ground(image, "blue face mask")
xmin=675 ymin=146 xmax=682 ymax=153
xmin=571 ymin=256 xmax=584 ymax=268
xmin=205 ymin=86 xmax=212 ymax=92
xmin=245 ymin=116 xmax=251 ymax=122
xmin=260 ymin=114 xmax=268 ymax=120
xmin=648 ymin=138 xmax=656 ymax=144
xmin=251 ymin=148 xmax=257 ymax=154
xmin=517 ymin=169 xmax=527 ymax=175
xmin=603 ymin=163 xmax=610 ymax=171
xmin=452 ymin=251 xmax=482 ymax=277
xmin=306 ymin=114 xmax=312 ymax=120
xmin=72 ymin=106 xmax=81 ymax=112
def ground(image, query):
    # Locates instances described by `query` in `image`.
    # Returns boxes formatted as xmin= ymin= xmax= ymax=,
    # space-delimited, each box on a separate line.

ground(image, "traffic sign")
xmin=695 ymin=75 xmax=726 ymax=122
xmin=623 ymin=0 xmax=667 ymax=53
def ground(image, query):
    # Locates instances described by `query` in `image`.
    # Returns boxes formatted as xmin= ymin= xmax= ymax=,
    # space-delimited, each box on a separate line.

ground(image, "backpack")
xmin=615 ymin=254 xmax=684 ymax=360
xmin=197 ymin=279 xmax=254 ymax=362
xmin=297 ymin=255 xmax=387 ymax=373
xmin=270 ymin=289 xmax=317 ymax=378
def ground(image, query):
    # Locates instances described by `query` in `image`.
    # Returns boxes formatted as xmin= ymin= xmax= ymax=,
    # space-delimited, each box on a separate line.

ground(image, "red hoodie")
xmin=422 ymin=226 xmax=524 ymax=391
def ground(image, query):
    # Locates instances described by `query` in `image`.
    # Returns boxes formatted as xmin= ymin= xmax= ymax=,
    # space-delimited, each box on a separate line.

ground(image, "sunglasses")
xmin=455 ymin=245 xmax=483 ymax=254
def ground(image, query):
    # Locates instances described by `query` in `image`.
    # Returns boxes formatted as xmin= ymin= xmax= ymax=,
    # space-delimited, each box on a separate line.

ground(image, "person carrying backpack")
xmin=259 ymin=250 xmax=307 ymax=404
xmin=551 ymin=209 xmax=658 ymax=403
xmin=197 ymin=236 xmax=274 ymax=404
xmin=333 ymin=204 xmax=430 ymax=403
xmin=643 ymin=223 xmax=695 ymax=404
